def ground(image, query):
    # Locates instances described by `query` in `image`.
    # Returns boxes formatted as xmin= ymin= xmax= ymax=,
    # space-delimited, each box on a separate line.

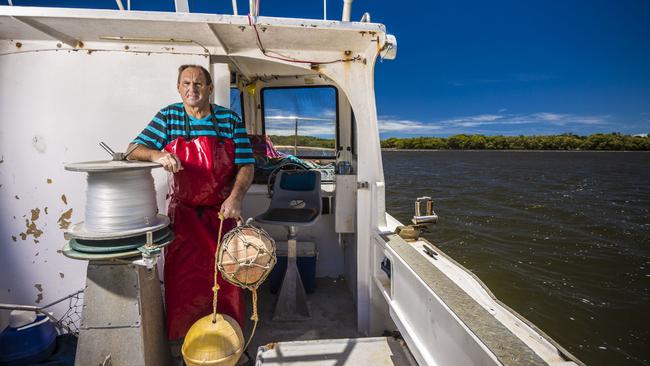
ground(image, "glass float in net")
xmin=217 ymin=224 xmax=276 ymax=289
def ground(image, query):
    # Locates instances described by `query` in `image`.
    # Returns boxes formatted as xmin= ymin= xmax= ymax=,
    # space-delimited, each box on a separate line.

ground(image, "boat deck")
xmin=171 ymin=277 xmax=361 ymax=365
xmin=247 ymin=277 xmax=361 ymax=354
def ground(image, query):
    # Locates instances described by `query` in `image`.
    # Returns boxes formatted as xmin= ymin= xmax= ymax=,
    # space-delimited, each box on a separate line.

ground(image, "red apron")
xmin=163 ymin=135 xmax=245 ymax=340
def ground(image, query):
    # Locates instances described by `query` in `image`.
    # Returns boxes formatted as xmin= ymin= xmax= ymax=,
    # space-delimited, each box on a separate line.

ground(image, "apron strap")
xmin=183 ymin=105 xmax=218 ymax=140
xmin=183 ymin=109 xmax=191 ymax=140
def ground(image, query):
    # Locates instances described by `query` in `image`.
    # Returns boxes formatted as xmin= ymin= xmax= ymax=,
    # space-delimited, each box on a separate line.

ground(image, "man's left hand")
xmin=220 ymin=195 xmax=242 ymax=219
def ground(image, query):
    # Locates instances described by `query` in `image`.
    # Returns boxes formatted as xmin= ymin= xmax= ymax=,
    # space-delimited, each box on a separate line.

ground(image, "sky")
xmin=9 ymin=0 xmax=650 ymax=137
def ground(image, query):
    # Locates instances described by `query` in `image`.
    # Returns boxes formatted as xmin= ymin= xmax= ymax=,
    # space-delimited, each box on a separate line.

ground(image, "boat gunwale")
xmin=380 ymin=226 xmax=585 ymax=366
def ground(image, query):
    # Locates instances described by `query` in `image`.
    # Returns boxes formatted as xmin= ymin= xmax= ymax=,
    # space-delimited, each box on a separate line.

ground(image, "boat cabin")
xmin=0 ymin=3 xmax=582 ymax=366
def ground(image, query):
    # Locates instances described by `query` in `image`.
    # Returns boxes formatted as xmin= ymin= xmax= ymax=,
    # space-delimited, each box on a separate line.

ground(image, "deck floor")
xmin=245 ymin=277 xmax=361 ymax=356
xmin=172 ymin=277 xmax=359 ymax=365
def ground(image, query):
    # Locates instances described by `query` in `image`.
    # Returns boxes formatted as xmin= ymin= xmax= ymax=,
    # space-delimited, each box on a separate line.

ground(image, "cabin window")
xmin=229 ymin=87 xmax=244 ymax=121
xmin=261 ymin=86 xmax=338 ymax=159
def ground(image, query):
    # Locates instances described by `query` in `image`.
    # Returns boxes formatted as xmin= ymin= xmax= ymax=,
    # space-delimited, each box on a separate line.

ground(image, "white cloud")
xmin=534 ymin=112 xmax=565 ymax=121
xmin=267 ymin=125 xmax=335 ymax=137
xmin=266 ymin=117 xmax=335 ymax=138
xmin=441 ymin=112 xmax=609 ymax=128
xmin=376 ymin=112 xmax=612 ymax=136
xmin=377 ymin=117 xmax=443 ymax=133
xmin=322 ymin=109 xmax=337 ymax=118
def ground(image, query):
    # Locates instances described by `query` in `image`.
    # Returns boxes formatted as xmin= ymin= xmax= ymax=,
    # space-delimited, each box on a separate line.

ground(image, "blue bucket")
xmin=0 ymin=314 xmax=58 ymax=366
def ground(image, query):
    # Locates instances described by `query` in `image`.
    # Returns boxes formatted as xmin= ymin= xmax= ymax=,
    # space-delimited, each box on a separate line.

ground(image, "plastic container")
xmin=0 ymin=314 xmax=57 ymax=366
xmin=269 ymin=241 xmax=317 ymax=294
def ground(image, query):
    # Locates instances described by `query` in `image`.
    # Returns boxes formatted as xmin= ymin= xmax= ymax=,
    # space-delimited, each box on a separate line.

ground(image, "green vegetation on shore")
xmin=381 ymin=133 xmax=650 ymax=150
xmin=269 ymin=135 xmax=336 ymax=149
xmin=268 ymin=133 xmax=650 ymax=151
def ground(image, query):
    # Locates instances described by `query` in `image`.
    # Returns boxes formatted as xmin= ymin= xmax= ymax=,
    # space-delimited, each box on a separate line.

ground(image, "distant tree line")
xmin=381 ymin=133 xmax=650 ymax=151
xmin=268 ymin=135 xmax=336 ymax=149
xmin=267 ymin=133 xmax=650 ymax=151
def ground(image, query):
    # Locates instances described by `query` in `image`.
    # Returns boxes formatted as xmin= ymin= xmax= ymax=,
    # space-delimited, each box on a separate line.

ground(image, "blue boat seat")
xmin=255 ymin=170 xmax=321 ymax=227
xmin=254 ymin=170 xmax=321 ymax=320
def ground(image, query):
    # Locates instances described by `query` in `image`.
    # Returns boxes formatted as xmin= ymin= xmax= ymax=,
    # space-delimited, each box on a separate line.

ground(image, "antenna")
xmin=342 ymin=0 xmax=353 ymax=21
xmin=232 ymin=0 xmax=239 ymax=15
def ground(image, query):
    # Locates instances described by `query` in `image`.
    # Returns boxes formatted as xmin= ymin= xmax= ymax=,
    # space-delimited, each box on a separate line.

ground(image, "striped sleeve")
xmin=132 ymin=108 xmax=169 ymax=150
xmin=231 ymin=113 xmax=255 ymax=165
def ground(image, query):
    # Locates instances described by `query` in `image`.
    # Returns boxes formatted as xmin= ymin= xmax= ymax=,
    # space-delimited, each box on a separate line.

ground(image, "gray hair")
xmin=177 ymin=64 xmax=213 ymax=85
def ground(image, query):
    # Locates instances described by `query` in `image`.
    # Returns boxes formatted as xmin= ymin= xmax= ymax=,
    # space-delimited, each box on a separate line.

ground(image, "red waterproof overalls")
xmin=163 ymin=131 xmax=245 ymax=340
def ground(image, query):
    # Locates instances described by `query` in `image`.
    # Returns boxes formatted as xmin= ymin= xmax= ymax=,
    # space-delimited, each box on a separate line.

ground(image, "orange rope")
xmin=212 ymin=213 xmax=225 ymax=323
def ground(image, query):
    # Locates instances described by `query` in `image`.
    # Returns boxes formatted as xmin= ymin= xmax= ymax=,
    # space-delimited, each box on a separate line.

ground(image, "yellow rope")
xmin=251 ymin=288 xmax=259 ymax=322
xmin=211 ymin=217 xmax=265 ymax=352
xmin=243 ymin=287 xmax=259 ymax=351
xmin=212 ymin=213 xmax=225 ymax=323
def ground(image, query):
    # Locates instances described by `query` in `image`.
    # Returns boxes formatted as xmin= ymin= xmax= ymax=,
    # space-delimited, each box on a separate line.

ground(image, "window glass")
xmin=229 ymin=87 xmax=243 ymax=118
xmin=262 ymin=86 xmax=337 ymax=158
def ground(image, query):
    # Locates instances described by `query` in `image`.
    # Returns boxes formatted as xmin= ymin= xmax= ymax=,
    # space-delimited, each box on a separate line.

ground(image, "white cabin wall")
xmin=0 ymin=41 xmax=207 ymax=326
xmin=211 ymin=63 xmax=231 ymax=107
xmin=319 ymin=47 xmax=389 ymax=336
xmin=332 ymin=89 xmax=358 ymax=297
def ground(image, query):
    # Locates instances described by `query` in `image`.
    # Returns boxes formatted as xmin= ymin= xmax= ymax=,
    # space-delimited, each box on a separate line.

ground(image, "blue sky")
xmin=10 ymin=0 xmax=650 ymax=137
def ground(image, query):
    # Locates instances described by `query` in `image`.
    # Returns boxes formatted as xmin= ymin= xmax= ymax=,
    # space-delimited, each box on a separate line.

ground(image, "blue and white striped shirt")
xmin=133 ymin=103 xmax=254 ymax=165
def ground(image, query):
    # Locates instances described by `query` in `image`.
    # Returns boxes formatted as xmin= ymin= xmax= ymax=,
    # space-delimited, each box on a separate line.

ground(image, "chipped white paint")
xmin=32 ymin=135 xmax=47 ymax=153
xmin=0 ymin=38 xmax=207 ymax=328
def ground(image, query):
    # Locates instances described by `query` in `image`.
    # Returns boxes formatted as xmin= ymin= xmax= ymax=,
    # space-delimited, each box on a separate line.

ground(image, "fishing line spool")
xmin=61 ymin=144 xmax=174 ymax=366
xmin=63 ymin=146 xmax=173 ymax=257
xmin=64 ymin=160 xmax=169 ymax=241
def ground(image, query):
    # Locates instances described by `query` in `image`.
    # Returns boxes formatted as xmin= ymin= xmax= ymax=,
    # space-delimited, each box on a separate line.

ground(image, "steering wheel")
xmin=267 ymin=163 xmax=307 ymax=197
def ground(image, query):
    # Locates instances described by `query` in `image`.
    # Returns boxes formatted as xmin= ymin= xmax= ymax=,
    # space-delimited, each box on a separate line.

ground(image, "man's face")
xmin=177 ymin=67 xmax=212 ymax=108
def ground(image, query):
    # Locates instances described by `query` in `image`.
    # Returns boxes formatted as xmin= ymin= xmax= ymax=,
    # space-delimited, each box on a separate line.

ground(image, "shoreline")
xmin=380 ymin=148 xmax=650 ymax=152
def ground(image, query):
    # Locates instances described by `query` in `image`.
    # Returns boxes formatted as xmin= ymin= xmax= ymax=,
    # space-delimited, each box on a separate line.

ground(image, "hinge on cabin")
xmin=357 ymin=181 xmax=369 ymax=189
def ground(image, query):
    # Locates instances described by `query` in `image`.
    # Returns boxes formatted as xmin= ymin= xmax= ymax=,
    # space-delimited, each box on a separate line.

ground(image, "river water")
xmin=382 ymin=150 xmax=650 ymax=366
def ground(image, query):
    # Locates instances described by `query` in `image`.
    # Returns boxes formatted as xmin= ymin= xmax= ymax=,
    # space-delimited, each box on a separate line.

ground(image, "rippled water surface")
xmin=382 ymin=151 xmax=650 ymax=366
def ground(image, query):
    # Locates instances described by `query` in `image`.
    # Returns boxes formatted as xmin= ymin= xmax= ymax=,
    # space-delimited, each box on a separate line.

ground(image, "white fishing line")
xmin=84 ymin=169 xmax=158 ymax=233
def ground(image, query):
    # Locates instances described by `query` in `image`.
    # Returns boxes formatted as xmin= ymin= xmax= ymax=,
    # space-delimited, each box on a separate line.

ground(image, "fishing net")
xmin=217 ymin=223 xmax=276 ymax=290
xmin=54 ymin=290 xmax=84 ymax=335
xmin=211 ymin=217 xmax=276 ymax=354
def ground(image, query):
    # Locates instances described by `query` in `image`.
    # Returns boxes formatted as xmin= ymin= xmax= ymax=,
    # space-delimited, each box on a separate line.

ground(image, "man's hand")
xmin=219 ymin=165 xmax=254 ymax=219
xmin=127 ymin=143 xmax=183 ymax=173
xmin=220 ymin=195 xmax=242 ymax=219
xmin=153 ymin=151 xmax=183 ymax=173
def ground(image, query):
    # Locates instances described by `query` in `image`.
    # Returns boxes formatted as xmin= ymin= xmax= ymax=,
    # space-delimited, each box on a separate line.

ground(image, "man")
xmin=129 ymin=64 xmax=254 ymax=340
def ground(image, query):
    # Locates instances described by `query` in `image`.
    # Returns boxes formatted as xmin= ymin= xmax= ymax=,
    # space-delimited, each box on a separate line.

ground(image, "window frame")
xmin=261 ymin=85 xmax=339 ymax=159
